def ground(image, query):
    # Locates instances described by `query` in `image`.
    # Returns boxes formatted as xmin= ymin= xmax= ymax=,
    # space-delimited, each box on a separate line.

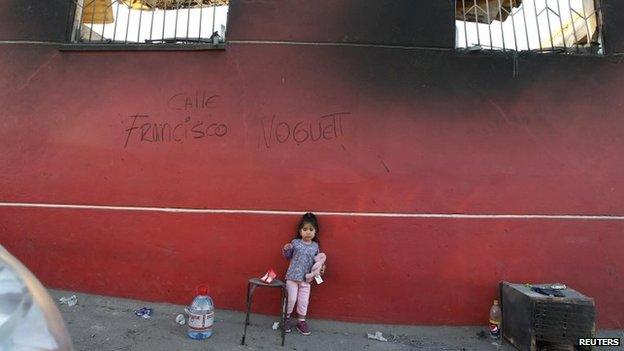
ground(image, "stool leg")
xmin=241 ymin=282 xmax=254 ymax=345
xmin=281 ymin=286 xmax=286 ymax=346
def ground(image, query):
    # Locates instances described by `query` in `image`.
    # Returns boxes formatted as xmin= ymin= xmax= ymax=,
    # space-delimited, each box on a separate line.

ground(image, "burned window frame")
xmin=454 ymin=0 xmax=605 ymax=55
xmin=63 ymin=0 xmax=228 ymax=51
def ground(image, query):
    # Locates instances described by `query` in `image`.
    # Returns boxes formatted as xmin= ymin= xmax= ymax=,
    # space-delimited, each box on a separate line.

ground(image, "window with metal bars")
xmin=69 ymin=0 xmax=228 ymax=48
xmin=455 ymin=0 xmax=603 ymax=54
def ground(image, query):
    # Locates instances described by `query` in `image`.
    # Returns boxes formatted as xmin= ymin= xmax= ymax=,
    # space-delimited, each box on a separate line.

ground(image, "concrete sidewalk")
xmin=49 ymin=290 xmax=622 ymax=351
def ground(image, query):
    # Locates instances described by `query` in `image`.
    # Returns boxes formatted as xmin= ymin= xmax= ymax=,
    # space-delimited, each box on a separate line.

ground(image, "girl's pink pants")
xmin=285 ymin=280 xmax=311 ymax=316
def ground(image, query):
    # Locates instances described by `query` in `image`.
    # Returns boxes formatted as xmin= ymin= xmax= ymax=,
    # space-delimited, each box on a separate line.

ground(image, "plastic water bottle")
xmin=489 ymin=299 xmax=502 ymax=340
xmin=185 ymin=286 xmax=214 ymax=339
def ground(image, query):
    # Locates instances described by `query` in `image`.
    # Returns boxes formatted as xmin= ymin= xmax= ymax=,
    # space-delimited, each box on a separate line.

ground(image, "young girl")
xmin=282 ymin=212 xmax=326 ymax=336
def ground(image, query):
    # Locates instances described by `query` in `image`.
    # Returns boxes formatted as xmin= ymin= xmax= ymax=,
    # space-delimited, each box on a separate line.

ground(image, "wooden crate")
xmin=500 ymin=282 xmax=595 ymax=351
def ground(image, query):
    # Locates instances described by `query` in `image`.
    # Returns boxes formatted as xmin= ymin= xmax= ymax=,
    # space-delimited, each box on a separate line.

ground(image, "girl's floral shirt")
xmin=283 ymin=239 xmax=319 ymax=281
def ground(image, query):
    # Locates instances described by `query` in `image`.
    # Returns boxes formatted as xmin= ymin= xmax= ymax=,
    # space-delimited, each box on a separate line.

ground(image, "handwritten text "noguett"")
xmin=259 ymin=112 xmax=349 ymax=149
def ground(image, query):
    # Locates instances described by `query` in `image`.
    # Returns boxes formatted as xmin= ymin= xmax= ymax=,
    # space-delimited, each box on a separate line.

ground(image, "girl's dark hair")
xmin=295 ymin=212 xmax=320 ymax=244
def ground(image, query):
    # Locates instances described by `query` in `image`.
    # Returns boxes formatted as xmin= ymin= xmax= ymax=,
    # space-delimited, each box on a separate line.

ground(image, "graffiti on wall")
xmin=123 ymin=92 xmax=228 ymax=148
xmin=167 ymin=91 xmax=219 ymax=111
xmin=258 ymin=112 xmax=350 ymax=149
xmin=122 ymin=92 xmax=351 ymax=149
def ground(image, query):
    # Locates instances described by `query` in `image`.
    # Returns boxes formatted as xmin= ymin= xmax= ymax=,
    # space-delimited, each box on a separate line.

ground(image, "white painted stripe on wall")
xmin=0 ymin=202 xmax=623 ymax=221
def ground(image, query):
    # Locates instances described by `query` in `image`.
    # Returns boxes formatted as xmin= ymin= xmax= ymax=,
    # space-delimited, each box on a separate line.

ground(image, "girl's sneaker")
xmin=296 ymin=320 xmax=311 ymax=336
xmin=282 ymin=317 xmax=293 ymax=333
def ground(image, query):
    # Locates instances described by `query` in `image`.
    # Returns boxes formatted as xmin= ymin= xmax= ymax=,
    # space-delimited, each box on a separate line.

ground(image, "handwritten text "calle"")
xmin=167 ymin=91 xmax=219 ymax=111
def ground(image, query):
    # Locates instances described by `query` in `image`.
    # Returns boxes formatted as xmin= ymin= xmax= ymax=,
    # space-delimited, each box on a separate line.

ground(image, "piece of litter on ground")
xmin=59 ymin=295 xmax=77 ymax=307
xmin=271 ymin=322 xmax=280 ymax=330
xmin=175 ymin=314 xmax=186 ymax=325
xmin=367 ymin=331 xmax=388 ymax=342
xmin=134 ymin=307 xmax=153 ymax=319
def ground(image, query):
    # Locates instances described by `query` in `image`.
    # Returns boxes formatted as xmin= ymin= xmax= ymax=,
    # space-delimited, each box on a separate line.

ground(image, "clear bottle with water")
xmin=185 ymin=286 xmax=214 ymax=339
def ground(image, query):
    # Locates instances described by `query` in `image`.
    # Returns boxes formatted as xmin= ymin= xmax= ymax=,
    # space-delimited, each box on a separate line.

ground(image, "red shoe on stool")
xmin=260 ymin=268 xmax=277 ymax=284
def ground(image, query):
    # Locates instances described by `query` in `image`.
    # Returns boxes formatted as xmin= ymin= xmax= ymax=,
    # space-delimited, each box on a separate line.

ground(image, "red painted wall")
xmin=1 ymin=2 xmax=624 ymax=328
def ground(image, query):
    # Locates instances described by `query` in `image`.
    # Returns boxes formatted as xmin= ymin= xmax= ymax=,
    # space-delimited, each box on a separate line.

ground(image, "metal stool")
xmin=241 ymin=278 xmax=287 ymax=346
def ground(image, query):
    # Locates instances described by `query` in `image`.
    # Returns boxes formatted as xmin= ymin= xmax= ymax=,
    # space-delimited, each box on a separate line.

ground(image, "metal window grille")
xmin=455 ymin=0 xmax=603 ymax=54
xmin=70 ymin=0 xmax=228 ymax=46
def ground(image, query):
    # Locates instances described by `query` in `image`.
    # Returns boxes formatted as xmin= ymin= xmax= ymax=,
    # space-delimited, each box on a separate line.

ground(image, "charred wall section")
xmin=601 ymin=0 xmax=624 ymax=53
xmin=0 ymin=0 xmax=71 ymax=42
xmin=3 ymin=0 xmax=624 ymax=53
xmin=185 ymin=0 xmax=455 ymax=47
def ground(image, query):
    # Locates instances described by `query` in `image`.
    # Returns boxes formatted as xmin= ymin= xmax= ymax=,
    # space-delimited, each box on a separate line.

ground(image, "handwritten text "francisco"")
xmin=124 ymin=114 xmax=228 ymax=148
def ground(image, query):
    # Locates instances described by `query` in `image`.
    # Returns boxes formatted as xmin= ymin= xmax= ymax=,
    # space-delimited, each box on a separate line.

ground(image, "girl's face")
xmin=299 ymin=222 xmax=316 ymax=242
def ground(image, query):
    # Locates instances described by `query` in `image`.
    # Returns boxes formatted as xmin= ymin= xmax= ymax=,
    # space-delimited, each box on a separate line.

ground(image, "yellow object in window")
xmin=82 ymin=0 xmax=114 ymax=24
xmin=541 ymin=0 xmax=599 ymax=48
xmin=122 ymin=0 xmax=152 ymax=10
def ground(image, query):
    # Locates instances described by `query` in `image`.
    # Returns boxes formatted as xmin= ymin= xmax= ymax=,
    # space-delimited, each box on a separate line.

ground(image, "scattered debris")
xmin=367 ymin=331 xmax=388 ymax=342
xmin=455 ymin=0 xmax=522 ymax=24
xmin=175 ymin=314 xmax=186 ymax=325
xmin=134 ymin=307 xmax=153 ymax=319
xmin=389 ymin=334 xmax=424 ymax=348
xmin=59 ymin=295 xmax=78 ymax=307
xmin=271 ymin=322 xmax=280 ymax=330
xmin=126 ymin=0 xmax=229 ymax=10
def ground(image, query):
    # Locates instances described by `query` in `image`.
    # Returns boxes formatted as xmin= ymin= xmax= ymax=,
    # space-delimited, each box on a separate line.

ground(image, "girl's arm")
xmin=282 ymin=242 xmax=294 ymax=258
